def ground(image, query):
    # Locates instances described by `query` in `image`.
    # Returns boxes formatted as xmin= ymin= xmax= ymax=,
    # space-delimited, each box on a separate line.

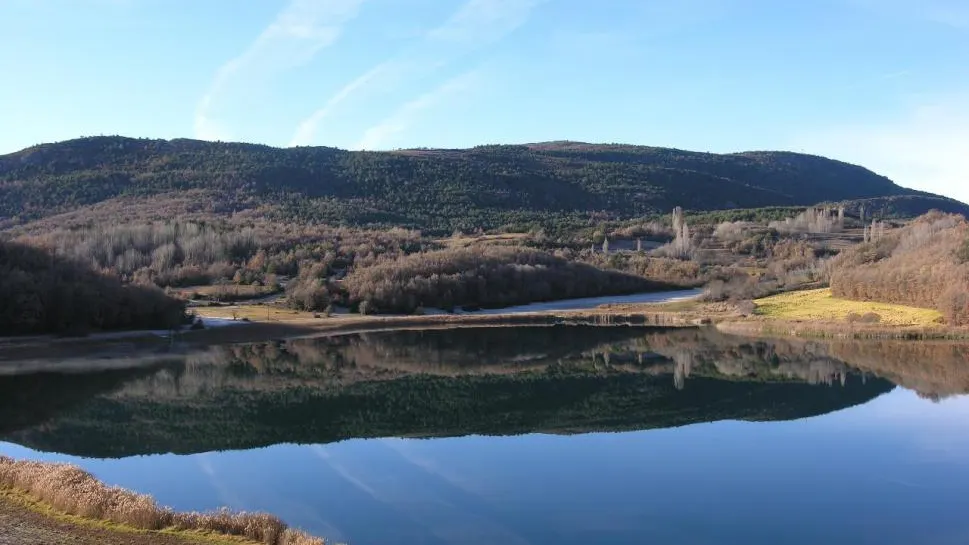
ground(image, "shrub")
xmin=860 ymin=312 xmax=882 ymax=323
xmin=734 ymin=300 xmax=757 ymax=316
xmin=713 ymin=221 xmax=749 ymax=242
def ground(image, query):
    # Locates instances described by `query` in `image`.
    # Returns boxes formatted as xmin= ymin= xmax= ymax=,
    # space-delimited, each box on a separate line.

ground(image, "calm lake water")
xmin=2 ymin=326 xmax=969 ymax=545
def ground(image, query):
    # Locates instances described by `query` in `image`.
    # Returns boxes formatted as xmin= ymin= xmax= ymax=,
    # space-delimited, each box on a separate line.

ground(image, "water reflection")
xmin=3 ymin=326 xmax=969 ymax=545
xmin=0 ymin=326 xmax=938 ymax=457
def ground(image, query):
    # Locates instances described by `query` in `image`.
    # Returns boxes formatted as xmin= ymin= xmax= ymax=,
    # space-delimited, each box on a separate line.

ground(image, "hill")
xmin=1 ymin=136 xmax=964 ymax=233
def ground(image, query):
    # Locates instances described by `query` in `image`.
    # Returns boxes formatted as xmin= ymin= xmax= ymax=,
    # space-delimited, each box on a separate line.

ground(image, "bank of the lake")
xmin=0 ymin=488 xmax=257 ymax=545
xmin=0 ymin=457 xmax=326 ymax=545
xmin=2 ymin=288 xmax=967 ymax=365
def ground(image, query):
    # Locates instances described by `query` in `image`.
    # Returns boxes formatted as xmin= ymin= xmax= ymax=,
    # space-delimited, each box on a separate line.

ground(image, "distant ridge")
xmin=1 ymin=136 xmax=965 ymax=232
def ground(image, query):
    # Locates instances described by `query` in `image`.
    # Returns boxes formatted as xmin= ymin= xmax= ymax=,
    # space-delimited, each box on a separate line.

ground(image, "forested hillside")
xmin=0 ymin=241 xmax=187 ymax=334
xmin=1 ymin=136 xmax=962 ymax=233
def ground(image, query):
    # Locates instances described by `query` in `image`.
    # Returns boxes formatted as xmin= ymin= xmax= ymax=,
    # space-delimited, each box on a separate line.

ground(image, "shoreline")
xmin=0 ymin=456 xmax=326 ymax=545
xmin=2 ymin=297 xmax=968 ymax=364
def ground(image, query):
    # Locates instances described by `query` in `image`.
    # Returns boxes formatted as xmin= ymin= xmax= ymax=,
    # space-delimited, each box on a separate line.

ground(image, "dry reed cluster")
xmin=0 ymin=456 xmax=324 ymax=545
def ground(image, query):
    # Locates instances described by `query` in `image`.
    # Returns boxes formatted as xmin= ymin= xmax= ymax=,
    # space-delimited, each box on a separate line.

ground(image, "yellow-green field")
xmin=194 ymin=305 xmax=324 ymax=323
xmin=754 ymin=288 xmax=943 ymax=326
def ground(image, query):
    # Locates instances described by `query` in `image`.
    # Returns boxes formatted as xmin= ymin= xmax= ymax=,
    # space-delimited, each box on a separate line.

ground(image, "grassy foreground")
xmin=0 ymin=456 xmax=325 ymax=545
xmin=753 ymin=288 xmax=943 ymax=326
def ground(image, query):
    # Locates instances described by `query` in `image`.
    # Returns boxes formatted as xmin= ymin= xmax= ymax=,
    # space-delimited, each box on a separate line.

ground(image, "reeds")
xmin=0 ymin=456 xmax=324 ymax=545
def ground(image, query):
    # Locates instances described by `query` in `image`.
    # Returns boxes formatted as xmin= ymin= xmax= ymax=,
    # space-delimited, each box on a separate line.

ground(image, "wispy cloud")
xmin=427 ymin=0 xmax=546 ymax=44
xmin=289 ymin=0 xmax=545 ymax=147
xmin=195 ymin=0 xmax=366 ymax=141
xmin=356 ymin=69 xmax=482 ymax=150
xmin=288 ymin=60 xmax=404 ymax=147
xmin=792 ymin=92 xmax=969 ymax=203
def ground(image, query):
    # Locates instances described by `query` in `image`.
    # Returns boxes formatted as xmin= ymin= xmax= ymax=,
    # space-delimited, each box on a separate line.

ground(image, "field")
xmin=753 ymin=289 xmax=943 ymax=327
xmin=438 ymin=232 xmax=530 ymax=249
xmin=175 ymin=284 xmax=280 ymax=302
xmin=195 ymin=305 xmax=322 ymax=323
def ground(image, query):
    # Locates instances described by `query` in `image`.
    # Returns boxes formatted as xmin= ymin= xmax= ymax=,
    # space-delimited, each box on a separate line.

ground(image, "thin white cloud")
xmin=356 ymin=69 xmax=482 ymax=150
xmin=289 ymin=0 xmax=545 ymax=147
xmin=288 ymin=60 xmax=402 ymax=147
xmin=427 ymin=0 xmax=546 ymax=44
xmin=791 ymin=92 xmax=969 ymax=204
xmin=194 ymin=0 xmax=366 ymax=141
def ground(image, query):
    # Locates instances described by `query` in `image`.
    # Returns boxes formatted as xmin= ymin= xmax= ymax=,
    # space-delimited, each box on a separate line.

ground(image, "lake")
xmin=2 ymin=326 xmax=968 ymax=545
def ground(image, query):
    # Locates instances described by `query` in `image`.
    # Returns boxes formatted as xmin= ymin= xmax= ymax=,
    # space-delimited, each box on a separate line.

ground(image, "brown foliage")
xmin=846 ymin=312 xmax=882 ymax=324
xmin=17 ymin=220 xmax=430 ymax=288
xmin=337 ymin=246 xmax=668 ymax=314
xmin=829 ymin=212 xmax=969 ymax=324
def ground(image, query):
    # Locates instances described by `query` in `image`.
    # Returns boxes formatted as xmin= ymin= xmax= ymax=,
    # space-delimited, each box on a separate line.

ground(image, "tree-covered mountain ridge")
xmin=1 ymin=136 xmax=964 ymax=233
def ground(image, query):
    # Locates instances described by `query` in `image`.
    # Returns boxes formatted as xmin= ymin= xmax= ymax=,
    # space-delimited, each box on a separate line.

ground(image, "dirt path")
xmin=0 ymin=494 xmax=213 ymax=545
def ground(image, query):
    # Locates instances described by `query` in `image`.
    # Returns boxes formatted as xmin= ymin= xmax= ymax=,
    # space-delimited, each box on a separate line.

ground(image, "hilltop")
xmin=1 ymin=136 xmax=964 ymax=233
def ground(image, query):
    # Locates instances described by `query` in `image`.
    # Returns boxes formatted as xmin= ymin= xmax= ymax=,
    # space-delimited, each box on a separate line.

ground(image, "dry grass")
xmin=438 ymin=232 xmax=529 ymax=249
xmin=176 ymin=285 xmax=278 ymax=300
xmin=195 ymin=305 xmax=323 ymax=324
xmin=0 ymin=456 xmax=325 ymax=545
xmin=754 ymin=288 xmax=943 ymax=326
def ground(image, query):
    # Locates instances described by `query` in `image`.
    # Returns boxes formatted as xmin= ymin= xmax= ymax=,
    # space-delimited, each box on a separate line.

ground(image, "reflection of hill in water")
xmin=825 ymin=341 xmax=969 ymax=400
xmin=0 ymin=327 xmax=905 ymax=458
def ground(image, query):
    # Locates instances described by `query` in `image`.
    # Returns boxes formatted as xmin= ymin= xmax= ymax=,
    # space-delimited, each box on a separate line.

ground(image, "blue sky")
xmin=1 ymin=0 xmax=967 ymax=201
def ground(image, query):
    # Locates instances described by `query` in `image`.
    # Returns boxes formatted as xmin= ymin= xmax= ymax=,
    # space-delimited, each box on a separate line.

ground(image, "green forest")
xmin=2 ymin=136 xmax=965 ymax=233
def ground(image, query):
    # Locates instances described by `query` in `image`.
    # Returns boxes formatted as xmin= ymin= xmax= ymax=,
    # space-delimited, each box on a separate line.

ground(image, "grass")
xmin=175 ymin=284 xmax=280 ymax=302
xmin=195 ymin=304 xmax=325 ymax=324
xmin=753 ymin=288 xmax=943 ymax=327
xmin=438 ymin=232 xmax=529 ymax=248
xmin=0 ymin=456 xmax=325 ymax=545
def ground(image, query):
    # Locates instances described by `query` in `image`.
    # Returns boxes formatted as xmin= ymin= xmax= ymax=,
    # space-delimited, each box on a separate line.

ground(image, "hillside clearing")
xmin=754 ymin=289 xmax=943 ymax=326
